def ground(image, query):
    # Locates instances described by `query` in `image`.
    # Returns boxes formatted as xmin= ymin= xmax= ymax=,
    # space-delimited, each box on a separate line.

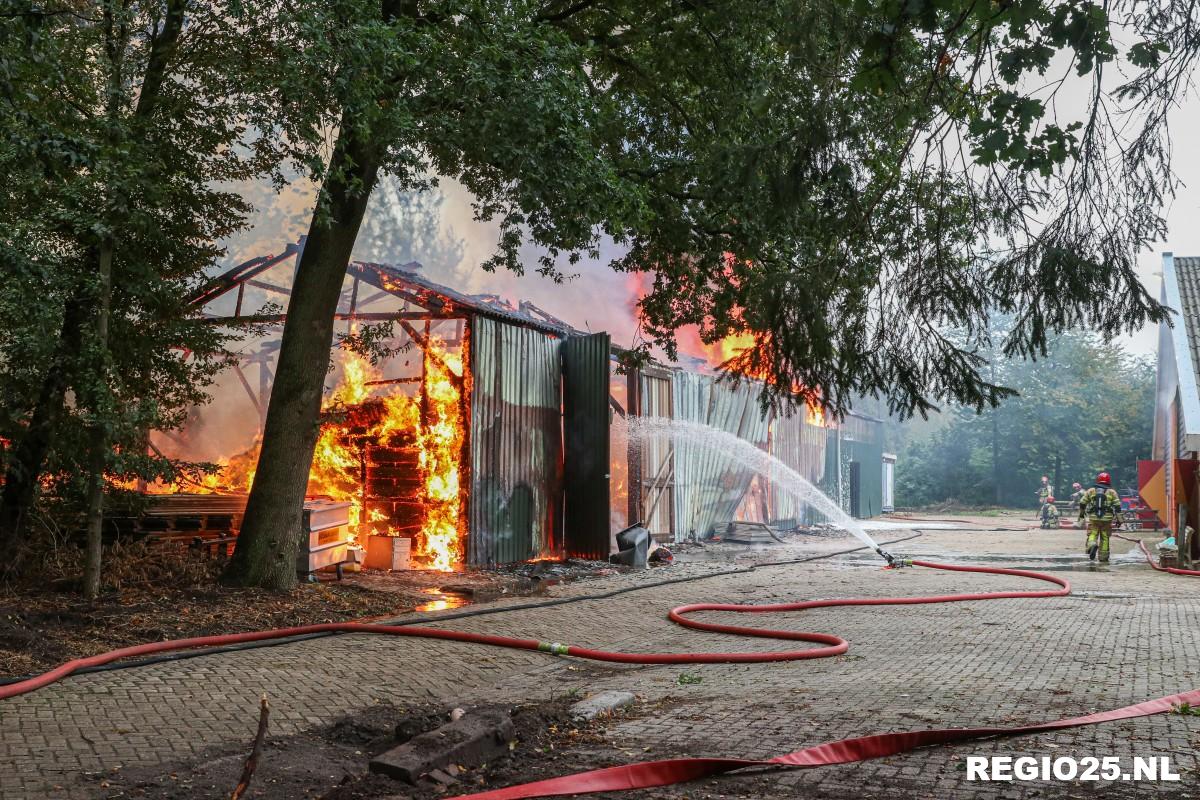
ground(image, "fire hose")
xmin=0 ymin=557 xmax=1066 ymax=701
xmin=2 ymin=549 xmax=1198 ymax=798
xmin=444 ymin=538 xmax=1200 ymax=800
xmin=1114 ymin=531 xmax=1200 ymax=576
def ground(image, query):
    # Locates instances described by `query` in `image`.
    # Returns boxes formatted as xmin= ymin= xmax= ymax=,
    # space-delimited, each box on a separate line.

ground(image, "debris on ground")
xmin=369 ymin=707 xmax=515 ymax=782
xmin=94 ymin=693 xmax=779 ymax=800
xmin=568 ymin=690 xmax=637 ymax=721
xmin=0 ymin=544 xmax=625 ymax=678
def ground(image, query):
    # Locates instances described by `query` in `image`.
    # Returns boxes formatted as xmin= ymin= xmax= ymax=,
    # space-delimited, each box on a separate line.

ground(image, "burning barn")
xmin=148 ymin=237 xmax=889 ymax=571
xmin=154 ymin=238 xmax=612 ymax=570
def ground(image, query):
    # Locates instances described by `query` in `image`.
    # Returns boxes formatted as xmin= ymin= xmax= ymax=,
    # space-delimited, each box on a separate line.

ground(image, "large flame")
xmin=308 ymin=341 xmax=466 ymax=571
xmin=140 ymin=336 xmax=467 ymax=572
xmin=413 ymin=345 xmax=465 ymax=571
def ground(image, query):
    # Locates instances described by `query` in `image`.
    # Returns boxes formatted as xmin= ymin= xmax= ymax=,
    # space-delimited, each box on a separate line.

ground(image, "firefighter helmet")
xmin=1096 ymin=472 xmax=1111 ymax=486
xmin=1046 ymin=496 xmax=1055 ymax=503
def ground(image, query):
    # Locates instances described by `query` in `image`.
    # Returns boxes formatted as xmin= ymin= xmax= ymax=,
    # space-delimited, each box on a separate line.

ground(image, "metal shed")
xmin=189 ymin=238 xmax=612 ymax=567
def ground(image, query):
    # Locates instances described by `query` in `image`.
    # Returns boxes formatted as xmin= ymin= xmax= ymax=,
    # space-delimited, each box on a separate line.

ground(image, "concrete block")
xmin=568 ymin=690 xmax=636 ymax=721
xmin=369 ymin=709 xmax=514 ymax=783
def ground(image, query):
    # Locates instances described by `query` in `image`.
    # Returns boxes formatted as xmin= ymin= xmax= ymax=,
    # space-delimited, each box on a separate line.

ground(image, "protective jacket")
xmin=1078 ymin=486 xmax=1121 ymax=522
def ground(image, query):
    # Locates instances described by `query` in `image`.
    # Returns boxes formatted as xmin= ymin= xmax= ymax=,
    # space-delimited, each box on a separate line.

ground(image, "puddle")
xmin=415 ymin=587 xmax=471 ymax=612
xmin=833 ymin=550 xmax=1146 ymax=572
xmin=413 ymin=577 xmax=562 ymax=611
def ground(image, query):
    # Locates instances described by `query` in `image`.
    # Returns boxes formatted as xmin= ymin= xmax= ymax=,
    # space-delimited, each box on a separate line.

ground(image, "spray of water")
xmin=618 ymin=416 xmax=883 ymax=553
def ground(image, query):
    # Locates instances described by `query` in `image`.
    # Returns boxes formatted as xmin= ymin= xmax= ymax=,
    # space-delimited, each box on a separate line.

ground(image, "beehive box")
xmin=365 ymin=535 xmax=412 ymax=571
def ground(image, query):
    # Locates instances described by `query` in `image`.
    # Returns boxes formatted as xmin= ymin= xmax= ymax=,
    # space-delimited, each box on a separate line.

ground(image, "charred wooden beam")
xmin=232 ymin=363 xmax=264 ymax=417
xmin=245 ymin=279 xmax=292 ymax=296
xmin=397 ymin=320 xmax=464 ymax=388
xmin=202 ymin=311 xmax=462 ymax=326
xmin=188 ymin=243 xmax=300 ymax=307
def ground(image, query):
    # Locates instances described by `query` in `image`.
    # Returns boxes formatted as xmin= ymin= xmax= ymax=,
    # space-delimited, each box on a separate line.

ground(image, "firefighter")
xmin=1040 ymin=496 xmax=1060 ymax=529
xmin=1069 ymin=482 xmax=1084 ymax=504
xmin=1036 ymin=475 xmax=1053 ymax=507
xmin=1077 ymin=472 xmax=1122 ymax=562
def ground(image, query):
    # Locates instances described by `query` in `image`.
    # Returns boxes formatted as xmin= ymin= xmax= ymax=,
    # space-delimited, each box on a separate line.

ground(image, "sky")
xmin=1128 ymin=95 xmax=1200 ymax=355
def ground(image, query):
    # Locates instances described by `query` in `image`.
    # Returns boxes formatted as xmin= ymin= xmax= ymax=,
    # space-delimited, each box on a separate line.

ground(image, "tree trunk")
xmin=1053 ymin=452 xmax=1061 ymax=504
xmin=81 ymin=443 xmax=106 ymax=599
xmin=82 ymin=240 xmax=115 ymax=600
xmin=990 ymin=361 xmax=1000 ymax=506
xmin=0 ymin=288 xmax=87 ymax=577
xmin=224 ymin=127 xmax=381 ymax=591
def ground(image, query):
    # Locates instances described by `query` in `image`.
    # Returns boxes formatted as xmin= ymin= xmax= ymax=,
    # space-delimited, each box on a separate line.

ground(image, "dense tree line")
xmin=2 ymin=0 xmax=1198 ymax=591
xmin=894 ymin=331 xmax=1155 ymax=509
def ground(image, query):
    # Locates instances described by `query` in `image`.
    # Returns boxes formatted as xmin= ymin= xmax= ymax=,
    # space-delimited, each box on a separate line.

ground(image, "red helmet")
xmin=1046 ymin=496 xmax=1055 ymax=503
xmin=1096 ymin=472 xmax=1111 ymax=486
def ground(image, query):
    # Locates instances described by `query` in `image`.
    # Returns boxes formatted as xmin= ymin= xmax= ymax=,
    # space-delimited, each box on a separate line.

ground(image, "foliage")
xmin=0 ymin=2 xmax=288 ymax=539
xmin=258 ymin=0 xmax=1189 ymax=422
xmin=894 ymin=328 xmax=1155 ymax=508
xmin=617 ymin=0 xmax=1187 ymax=419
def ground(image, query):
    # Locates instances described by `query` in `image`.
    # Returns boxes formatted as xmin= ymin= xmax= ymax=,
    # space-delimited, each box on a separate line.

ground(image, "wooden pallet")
xmin=136 ymin=493 xmax=249 ymax=534
xmin=722 ymin=520 xmax=784 ymax=544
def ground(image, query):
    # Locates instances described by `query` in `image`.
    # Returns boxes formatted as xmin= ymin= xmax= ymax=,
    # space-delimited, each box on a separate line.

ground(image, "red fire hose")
xmin=1 ymin=557 xmax=1196 ymax=799
xmin=1115 ymin=531 xmax=1200 ymax=576
xmin=0 ymin=560 xmax=1065 ymax=700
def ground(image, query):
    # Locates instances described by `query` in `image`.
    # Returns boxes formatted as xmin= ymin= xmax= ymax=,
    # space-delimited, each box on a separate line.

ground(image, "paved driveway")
xmin=3 ymin=522 xmax=1198 ymax=798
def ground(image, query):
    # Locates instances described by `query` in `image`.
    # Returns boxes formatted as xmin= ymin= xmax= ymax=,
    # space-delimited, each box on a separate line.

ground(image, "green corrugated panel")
xmin=562 ymin=333 xmax=611 ymax=560
xmin=468 ymin=316 xmax=563 ymax=566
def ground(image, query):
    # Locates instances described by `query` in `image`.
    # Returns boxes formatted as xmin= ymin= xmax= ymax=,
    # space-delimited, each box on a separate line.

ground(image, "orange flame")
xmin=679 ymin=329 xmax=827 ymax=428
xmin=139 ymin=336 xmax=468 ymax=572
xmin=414 ymin=343 xmax=465 ymax=571
xmin=307 ymin=342 xmax=466 ymax=571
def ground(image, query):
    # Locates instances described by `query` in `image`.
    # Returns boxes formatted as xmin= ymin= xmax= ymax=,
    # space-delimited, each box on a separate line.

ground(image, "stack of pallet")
xmin=298 ymin=500 xmax=354 ymax=573
xmin=722 ymin=520 xmax=783 ymax=545
xmin=364 ymin=440 xmax=424 ymax=539
xmin=137 ymin=493 xmax=249 ymax=551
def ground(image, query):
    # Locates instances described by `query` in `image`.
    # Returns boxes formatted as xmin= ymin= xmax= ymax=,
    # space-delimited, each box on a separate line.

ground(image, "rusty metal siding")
xmin=468 ymin=316 xmax=563 ymax=566
xmin=562 ymin=333 xmax=611 ymax=560
xmin=671 ymin=373 xmax=770 ymax=541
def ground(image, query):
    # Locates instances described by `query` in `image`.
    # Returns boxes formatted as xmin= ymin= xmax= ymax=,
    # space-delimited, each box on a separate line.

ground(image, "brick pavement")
xmin=2 ymin=523 xmax=1198 ymax=798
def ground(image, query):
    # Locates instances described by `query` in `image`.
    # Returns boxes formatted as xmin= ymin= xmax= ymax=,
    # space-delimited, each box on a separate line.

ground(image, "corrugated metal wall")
xmin=468 ymin=316 xmax=563 ymax=566
xmin=842 ymin=438 xmax=884 ymax=518
xmin=671 ymin=373 xmax=770 ymax=541
xmin=637 ymin=370 xmax=674 ymax=539
xmin=766 ymin=410 xmax=829 ymax=525
xmin=562 ymin=333 xmax=611 ymax=560
xmin=615 ymin=364 xmax=888 ymax=540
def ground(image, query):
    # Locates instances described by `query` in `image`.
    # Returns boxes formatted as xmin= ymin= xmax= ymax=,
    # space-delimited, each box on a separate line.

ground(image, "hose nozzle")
xmin=876 ymin=547 xmax=912 ymax=568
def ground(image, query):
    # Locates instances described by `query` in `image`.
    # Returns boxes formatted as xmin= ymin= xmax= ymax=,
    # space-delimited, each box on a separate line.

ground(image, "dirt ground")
xmin=91 ymin=694 xmax=779 ymax=800
xmin=0 ymin=542 xmax=625 ymax=679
